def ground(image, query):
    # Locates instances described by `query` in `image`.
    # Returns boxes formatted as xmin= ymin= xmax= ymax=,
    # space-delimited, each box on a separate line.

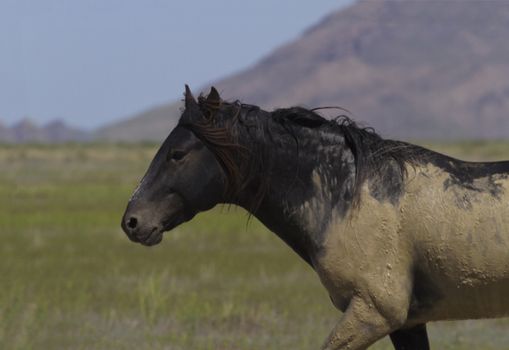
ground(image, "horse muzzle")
xmin=121 ymin=213 xmax=164 ymax=246
xmin=121 ymin=192 xmax=194 ymax=246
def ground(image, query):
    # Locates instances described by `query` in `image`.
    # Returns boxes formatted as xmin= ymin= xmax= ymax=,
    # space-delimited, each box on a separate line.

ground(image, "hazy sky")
xmin=0 ymin=0 xmax=355 ymax=129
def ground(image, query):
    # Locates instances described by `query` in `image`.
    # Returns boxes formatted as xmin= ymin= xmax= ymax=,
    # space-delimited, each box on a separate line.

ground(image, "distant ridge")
xmin=0 ymin=119 xmax=88 ymax=143
xmin=99 ymin=0 xmax=509 ymax=141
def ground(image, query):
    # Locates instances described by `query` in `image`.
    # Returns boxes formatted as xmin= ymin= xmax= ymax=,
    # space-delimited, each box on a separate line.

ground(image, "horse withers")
xmin=122 ymin=86 xmax=509 ymax=350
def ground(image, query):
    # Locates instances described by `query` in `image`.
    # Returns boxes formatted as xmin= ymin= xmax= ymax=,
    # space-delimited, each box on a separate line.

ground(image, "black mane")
xmin=271 ymin=106 xmax=428 ymax=206
xmin=180 ymin=97 xmax=428 ymax=213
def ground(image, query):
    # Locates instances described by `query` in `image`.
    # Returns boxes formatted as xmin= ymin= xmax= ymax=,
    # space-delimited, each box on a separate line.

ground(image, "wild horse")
xmin=122 ymin=86 xmax=509 ymax=349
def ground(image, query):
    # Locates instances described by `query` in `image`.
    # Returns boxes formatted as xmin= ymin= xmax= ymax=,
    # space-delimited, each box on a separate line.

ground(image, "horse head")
xmin=121 ymin=86 xmax=227 ymax=245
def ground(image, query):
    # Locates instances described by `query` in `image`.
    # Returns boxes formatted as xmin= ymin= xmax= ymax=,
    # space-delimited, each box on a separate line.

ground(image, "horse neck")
xmin=232 ymin=119 xmax=356 ymax=264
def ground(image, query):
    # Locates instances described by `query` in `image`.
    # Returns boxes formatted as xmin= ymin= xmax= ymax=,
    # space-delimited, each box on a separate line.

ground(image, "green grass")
xmin=1 ymin=142 xmax=509 ymax=349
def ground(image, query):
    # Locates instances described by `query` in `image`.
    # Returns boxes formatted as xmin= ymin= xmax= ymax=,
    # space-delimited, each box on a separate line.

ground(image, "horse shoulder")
xmin=314 ymin=183 xmax=414 ymax=318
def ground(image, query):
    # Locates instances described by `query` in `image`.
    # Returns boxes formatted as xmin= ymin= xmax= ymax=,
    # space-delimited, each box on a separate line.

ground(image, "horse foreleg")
xmin=321 ymin=296 xmax=403 ymax=350
xmin=389 ymin=324 xmax=430 ymax=350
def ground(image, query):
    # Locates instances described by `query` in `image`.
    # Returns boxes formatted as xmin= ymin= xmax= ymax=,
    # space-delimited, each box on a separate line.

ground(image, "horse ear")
xmin=184 ymin=84 xmax=198 ymax=109
xmin=206 ymin=86 xmax=221 ymax=103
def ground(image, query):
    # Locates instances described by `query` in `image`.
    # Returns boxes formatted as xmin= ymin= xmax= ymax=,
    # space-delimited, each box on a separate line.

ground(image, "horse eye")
xmin=169 ymin=150 xmax=186 ymax=162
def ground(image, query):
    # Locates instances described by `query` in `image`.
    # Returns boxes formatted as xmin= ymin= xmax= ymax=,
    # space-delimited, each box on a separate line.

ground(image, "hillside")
xmin=98 ymin=0 xmax=509 ymax=141
xmin=96 ymin=102 xmax=181 ymax=142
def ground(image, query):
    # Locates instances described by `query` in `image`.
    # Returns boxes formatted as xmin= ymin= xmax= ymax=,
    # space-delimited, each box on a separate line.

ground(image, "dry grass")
xmin=1 ymin=142 xmax=509 ymax=349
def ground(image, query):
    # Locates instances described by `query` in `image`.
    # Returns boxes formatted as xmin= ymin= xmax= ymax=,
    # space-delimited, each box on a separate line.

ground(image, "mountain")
xmin=100 ymin=0 xmax=509 ymax=140
xmin=42 ymin=120 xmax=88 ymax=142
xmin=0 ymin=119 xmax=89 ymax=143
xmin=212 ymin=1 xmax=509 ymax=139
xmin=0 ymin=121 xmax=14 ymax=142
xmin=11 ymin=119 xmax=44 ymax=143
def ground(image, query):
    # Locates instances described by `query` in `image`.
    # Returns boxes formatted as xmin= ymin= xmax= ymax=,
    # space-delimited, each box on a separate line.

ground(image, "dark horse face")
xmin=121 ymin=86 xmax=226 ymax=246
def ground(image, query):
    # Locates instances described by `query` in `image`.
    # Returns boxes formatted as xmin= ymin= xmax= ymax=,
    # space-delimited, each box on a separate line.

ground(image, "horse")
xmin=121 ymin=85 xmax=509 ymax=350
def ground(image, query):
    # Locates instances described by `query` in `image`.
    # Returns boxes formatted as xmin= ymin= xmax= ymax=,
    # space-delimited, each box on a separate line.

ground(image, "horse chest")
xmin=313 ymin=235 xmax=359 ymax=302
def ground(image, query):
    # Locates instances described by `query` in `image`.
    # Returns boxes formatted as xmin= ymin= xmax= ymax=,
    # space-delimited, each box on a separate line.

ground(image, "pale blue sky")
xmin=0 ymin=0 xmax=355 ymax=129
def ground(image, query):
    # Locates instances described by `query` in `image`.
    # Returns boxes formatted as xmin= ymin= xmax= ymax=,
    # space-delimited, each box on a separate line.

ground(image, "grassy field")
xmin=1 ymin=141 xmax=509 ymax=350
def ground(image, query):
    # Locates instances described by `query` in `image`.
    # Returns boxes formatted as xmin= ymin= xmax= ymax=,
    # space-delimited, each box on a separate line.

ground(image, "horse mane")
xmin=181 ymin=97 xmax=425 ymax=213
xmin=270 ymin=106 xmax=425 ymax=207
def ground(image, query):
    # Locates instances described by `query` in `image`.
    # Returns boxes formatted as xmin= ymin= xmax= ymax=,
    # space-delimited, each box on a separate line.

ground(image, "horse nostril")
xmin=127 ymin=217 xmax=138 ymax=229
